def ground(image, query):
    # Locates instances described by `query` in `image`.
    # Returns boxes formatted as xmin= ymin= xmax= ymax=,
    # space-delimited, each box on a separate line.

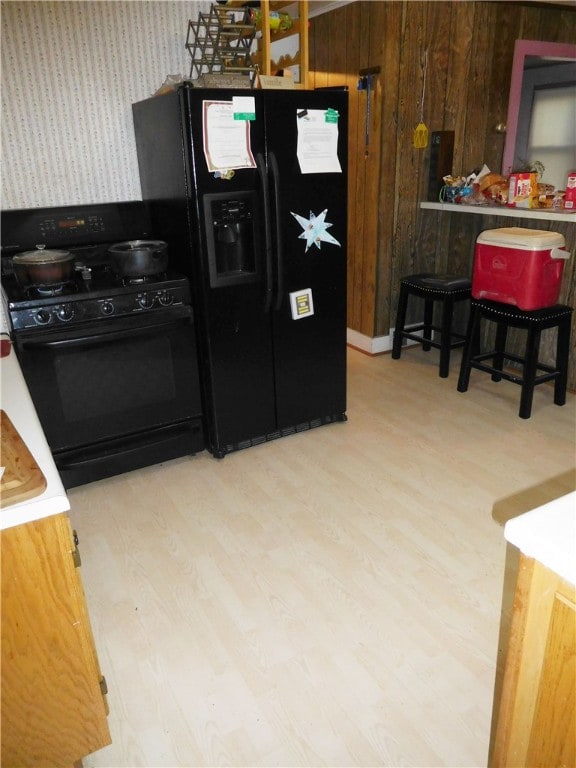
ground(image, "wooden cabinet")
xmin=257 ymin=1 xmax=308 ymax=86
xmin=228 ymin=0 xmax=309 ymax=87
xmin=491 ymin=554 xmax=576 ymax=767
xmin=1 ymin=513 xmax=111 ymax=767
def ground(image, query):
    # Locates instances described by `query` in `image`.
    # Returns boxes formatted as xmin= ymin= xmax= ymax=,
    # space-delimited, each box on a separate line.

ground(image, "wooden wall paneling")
xmin=325 ymin=6 xmax=346 ymax=87
xmin=414 ymin=210 xmax=443 ymax=275
xmin=350 ymin=3 xmax=372 ymax=333
xmin=342 ymin=4 xmax=363 ymax=333
xmin=482 ymin=4 xmax=517 ymax=173
xmin=416 ymin=3 xmax=454 ymax=280
xmin=359 ymin=0 xmax=386 ymax=337
xmin=442 ymin=3 xmax=475 ymax=179
xmin=516 ymin=5 xmax=546 ymax=42
xmin=374 ymin=1 xmax=403 ymax=337
xmin=556 ymin=9 xmax=576 ymax=44
xmin=391 ymin=2 xmax=427 ymax=329
xmin=431 ymin=3 xmax=484 ymax=279
xmin=428 ymin=3 xmax=477 ymax=282
xmin=309 ymin=13 xmax=329 ymax=88
xmin=462 ymin=3 xmax=495 ymax=175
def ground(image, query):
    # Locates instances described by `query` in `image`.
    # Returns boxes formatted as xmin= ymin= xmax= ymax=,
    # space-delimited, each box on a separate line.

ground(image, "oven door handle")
xmin=18 ymin=315 xmax=193 ymax=350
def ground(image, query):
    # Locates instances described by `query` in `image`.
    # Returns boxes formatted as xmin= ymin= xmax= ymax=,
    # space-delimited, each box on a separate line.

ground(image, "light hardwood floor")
xmin=70 ymin=347 xmax=576 ymax=768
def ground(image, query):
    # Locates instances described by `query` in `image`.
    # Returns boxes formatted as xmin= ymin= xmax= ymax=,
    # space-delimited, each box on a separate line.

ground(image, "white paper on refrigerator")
xmin=296 ymin=108 xmax=342 ymax=174
xmin=202 ymin=101 xmax=256 ymax=172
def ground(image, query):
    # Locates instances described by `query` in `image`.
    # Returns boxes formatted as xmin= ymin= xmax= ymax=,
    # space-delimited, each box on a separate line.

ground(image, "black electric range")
xmin=1 ymin=202 xmax=204 ymax=488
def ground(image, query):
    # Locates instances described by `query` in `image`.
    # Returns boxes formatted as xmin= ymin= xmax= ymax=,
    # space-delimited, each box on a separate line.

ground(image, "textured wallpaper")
xmin=1 ymin=0 xmax=209 ymax=209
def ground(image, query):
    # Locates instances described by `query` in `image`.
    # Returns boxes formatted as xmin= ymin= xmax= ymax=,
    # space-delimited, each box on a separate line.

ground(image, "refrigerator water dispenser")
xmin=204 ymin=192 xmax=260 ymax=287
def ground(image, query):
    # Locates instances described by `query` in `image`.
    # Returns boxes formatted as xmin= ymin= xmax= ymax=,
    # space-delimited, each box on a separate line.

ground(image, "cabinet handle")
xmin=71 ymin=529 xmax=81 ymax=567
xmin=72 ymin=546 xmax=82 ymax=568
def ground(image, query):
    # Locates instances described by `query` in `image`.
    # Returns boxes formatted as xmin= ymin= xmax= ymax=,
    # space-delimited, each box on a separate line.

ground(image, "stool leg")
xmin=457 ymin=305 xmax=480 ymax=393
xmin=392 ymin=285 xmax=409 ymax=360
xmin=554 ymin=315 xmax=572 ymax=406
xmin=439 ymin=297 xmax=454 ymax=378
xmin=519 ymin=325 xmax=540 ymax=419
xmin=492 ymin=322 xmax=508 ymax=382
xmin=422 ymin=299 xmax=433 ymax=351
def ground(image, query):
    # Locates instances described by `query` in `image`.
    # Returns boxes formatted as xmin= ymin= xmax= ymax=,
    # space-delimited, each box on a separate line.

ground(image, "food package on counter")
xmin=564 ymin=171 xmax=576 ymax=210
xmin=440 ymin=176 xmax=467 ymax=203
xmin=507 ymin=172 xmax=539 ymax=208
xmin=536 ymin=190 xmax=565 ymax=209
xmin=479 ymin=172 xmax=505 ymax=193
xmin=479 ymin=172 xmax=509 ymax=204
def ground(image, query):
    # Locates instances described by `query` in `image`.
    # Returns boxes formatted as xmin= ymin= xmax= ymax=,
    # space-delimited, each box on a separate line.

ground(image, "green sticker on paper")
xmin=325 ymin=109 xmax=339 ymax=123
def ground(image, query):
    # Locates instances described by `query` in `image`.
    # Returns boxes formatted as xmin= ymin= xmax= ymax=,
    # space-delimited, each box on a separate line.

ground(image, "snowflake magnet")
xmin=291 ymin=209 xmax=341 ymax=252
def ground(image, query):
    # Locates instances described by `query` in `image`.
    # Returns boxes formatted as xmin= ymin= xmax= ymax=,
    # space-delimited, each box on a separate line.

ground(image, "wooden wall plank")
xmin=375 ymin=1 xmax=403 ymax=336
xmin=359 ymin=0 xmax=386 ymax=336
xmin=309 ymin=12 xmax=329 ymax=88
xmin=391 ymin=1 xmax=426 ymax=307
xmin=482 ymin=4 xmax=517 ymax=173
xmin=342 ymin=3 xmax=362 ymax=332
xmin=443 ymin=2 xmax=475 ymax=177
xmin=416 ymin=2 xmax=454 ymax=277
xmin=463 ymin=3 xmax=494 ymax=173
xmin=350 ymin=3 xmax=372 ymax=333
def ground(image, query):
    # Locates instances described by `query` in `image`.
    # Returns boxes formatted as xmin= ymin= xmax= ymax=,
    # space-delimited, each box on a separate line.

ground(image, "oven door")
xmin=14 ymin=305 xmax=204 ymax=486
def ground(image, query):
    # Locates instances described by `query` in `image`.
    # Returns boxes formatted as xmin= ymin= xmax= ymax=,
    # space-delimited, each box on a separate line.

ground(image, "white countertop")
xmin=421 ymin=201 xmax=576 ymax=224
xmin=0 ymin=335 xmax=70 ymax=530
xmin=505 ymin=492 xmax=576 ymax=586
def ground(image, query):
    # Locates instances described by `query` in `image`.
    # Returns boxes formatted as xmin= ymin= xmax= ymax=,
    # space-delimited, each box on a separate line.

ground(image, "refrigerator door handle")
xmin=269 ymin=151 xmax=284 ymax=311
xmin=256 ymin=152 xmax=274 ymax=313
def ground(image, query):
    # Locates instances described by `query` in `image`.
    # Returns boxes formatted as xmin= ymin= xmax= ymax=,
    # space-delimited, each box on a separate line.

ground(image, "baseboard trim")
xmin=346 ymin=327 xmax=422 ymax=356
xmin=346 ymin=329 xmax=391 ymax=355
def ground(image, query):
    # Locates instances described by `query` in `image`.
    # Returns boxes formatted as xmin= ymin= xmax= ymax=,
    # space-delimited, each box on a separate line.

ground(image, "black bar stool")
xmin=457 ymin=299 xmax=573 ymax=419
xmin=392 ymin=273 xmax=472 ymax=377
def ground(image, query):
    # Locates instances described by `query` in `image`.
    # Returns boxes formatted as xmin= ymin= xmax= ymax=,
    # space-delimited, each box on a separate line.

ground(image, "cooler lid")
xmin=476 ymin=227 xmax=565 ymax=250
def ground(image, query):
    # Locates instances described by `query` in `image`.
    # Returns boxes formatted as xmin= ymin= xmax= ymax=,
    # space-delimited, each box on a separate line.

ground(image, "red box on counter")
xmin=507 ymin=172 xmax=538 ymax=208
xmin=472 ymin=227 xmax=570 ymax=310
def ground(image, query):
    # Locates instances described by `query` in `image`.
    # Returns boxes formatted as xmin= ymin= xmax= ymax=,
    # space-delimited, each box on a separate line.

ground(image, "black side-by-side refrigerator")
xmin=133 ymin=85 xmax=348 ymax=457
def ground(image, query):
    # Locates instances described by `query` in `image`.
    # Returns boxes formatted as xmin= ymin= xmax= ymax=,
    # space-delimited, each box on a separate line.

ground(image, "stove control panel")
xmin=39 ymin=214 xmax=106 ymax=240
xmin=8 ymin=283 xmax=190 ymax=331
xmin=1 ymin=202 xmax=151 ymax=252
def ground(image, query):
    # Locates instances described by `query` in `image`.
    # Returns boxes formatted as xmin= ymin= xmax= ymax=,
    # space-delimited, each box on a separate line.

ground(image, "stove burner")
xmin=27 ymin=281 xmax=76 ymax=298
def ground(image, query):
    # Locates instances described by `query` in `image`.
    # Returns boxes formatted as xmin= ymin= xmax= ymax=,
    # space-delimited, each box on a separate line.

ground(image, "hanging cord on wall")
xmin=413 ymin=49 xmax=429 ymax=149
xmin=358 ymin=66 xmax=381 ymax=158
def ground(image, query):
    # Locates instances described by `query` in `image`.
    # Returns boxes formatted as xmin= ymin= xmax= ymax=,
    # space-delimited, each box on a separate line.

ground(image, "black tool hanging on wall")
xmin=357 ymin=66 xmax=381 ymax=158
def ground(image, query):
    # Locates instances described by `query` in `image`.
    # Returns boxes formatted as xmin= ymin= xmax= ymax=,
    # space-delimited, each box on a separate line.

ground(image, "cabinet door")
xmin=1 ymin=513 xmax=111 ymax=767
xmin=491 ymin=554 xmax=576 ymax=767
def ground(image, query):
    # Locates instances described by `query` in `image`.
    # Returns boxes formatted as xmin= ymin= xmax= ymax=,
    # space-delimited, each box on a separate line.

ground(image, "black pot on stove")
xmin=108 ymin=240 xmax=168 ymax=279
xmin=12 ymin=248 xmax=76 ymax=288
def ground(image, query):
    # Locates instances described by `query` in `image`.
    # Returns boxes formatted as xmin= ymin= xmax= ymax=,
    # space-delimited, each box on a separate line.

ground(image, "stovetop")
xmin=1 ymin=202 xmax=190 ymax=333
xmin=2 ymin=262 xmax=191 ymax=332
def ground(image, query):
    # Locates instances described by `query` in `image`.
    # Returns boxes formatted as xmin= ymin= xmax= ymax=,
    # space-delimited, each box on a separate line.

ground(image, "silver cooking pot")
xmin=108 ymin=240 xmax=168 ymax=278
xmin=12 ymin=248 xmax=75 ymax=287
